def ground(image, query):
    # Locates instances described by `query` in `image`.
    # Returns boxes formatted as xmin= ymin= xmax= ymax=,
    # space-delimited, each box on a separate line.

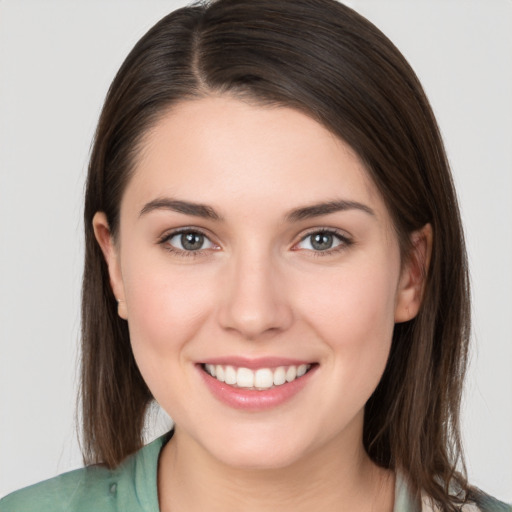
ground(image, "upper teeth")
xmin=204 ymin=364 xmax=311 ymax=390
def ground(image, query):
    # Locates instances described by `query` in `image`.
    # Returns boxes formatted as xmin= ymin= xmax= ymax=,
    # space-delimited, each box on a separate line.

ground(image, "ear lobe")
xmin=394 ymin=223 xmax=433 ymax=323
xmin=92 ymin=212 xmax=128 ymax=320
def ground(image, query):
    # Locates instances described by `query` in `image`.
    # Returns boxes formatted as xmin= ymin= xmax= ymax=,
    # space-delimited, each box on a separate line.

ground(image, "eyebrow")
xmin=285 ymin=199 xmax=375 ymax=222
xmin=140 ymin=198 xmax=223 ymax=221
xmin=139 ymin=197 xmax=375 ymax=222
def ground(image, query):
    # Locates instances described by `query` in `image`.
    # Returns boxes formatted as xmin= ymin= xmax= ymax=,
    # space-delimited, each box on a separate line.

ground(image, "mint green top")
xmin=1 ymin=433 xmax=509 ymax=511
xmin=0 ymin=434 xmax=168 ymax=512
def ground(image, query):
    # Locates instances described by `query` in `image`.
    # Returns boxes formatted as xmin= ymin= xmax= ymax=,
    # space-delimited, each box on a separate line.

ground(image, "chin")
xmin=191 ymin=420 xmax=322 ymax=471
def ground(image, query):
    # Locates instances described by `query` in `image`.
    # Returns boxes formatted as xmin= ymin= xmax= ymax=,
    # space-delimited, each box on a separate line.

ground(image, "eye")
xmin=160 ymin=229 xmax=217 ymax=255
xmin=295 ymin=229 xmax=351 ymax=254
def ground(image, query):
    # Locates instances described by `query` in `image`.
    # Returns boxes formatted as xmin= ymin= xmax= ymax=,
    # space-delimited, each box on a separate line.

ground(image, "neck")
xmin=157 ymin=425 xmax=395 ymax=512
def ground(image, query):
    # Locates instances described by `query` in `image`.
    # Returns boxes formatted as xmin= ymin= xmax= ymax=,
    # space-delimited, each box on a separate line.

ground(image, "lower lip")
xmin=198 ymin=365 xmax=317 ymax=411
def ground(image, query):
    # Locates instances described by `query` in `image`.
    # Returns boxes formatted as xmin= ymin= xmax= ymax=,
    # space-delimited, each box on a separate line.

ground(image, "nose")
xmin=217 ymin=247 xmax=294 ymax=341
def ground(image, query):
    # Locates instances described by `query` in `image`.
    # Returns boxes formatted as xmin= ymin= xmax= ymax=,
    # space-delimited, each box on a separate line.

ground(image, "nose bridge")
xmin=217 ymin=240 xmax=293 ymax=340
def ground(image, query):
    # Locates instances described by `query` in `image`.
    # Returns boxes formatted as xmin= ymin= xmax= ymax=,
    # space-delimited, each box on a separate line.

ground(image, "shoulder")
xmin=396 ymin=471 xmax=511 ymax=512
xmin=470 ymin=490 xmax=512 ymax=512
xmin=0 ymin=432 xmax=170 ymax=512
xmin=421 ymin=491 xmax=512 ymax=512
xmin=0 ymin=464 xmax=116 ymax=512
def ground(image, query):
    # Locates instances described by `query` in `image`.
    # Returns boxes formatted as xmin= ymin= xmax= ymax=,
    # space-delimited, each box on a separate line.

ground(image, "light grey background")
xmin=1 ymin=0 xmax=511 ymax=502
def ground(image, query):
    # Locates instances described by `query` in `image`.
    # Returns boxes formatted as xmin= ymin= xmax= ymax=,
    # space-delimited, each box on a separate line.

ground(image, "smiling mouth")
xmin=201 ymin=363 xmax=314 ymax=391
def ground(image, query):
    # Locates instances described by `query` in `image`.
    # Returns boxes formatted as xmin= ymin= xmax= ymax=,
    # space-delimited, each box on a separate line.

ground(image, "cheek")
xmin=299 ymin=257 xmax=399 ymax=335
xmin=121 ymin=253 xmax=217 ymax=371
xmin=122 ymin=264 xmax=220 ymax=415
xmin=299 ymin=264 xmax=399 ymax=430
xmin=295 ymin=253 xmax=400 ymax=381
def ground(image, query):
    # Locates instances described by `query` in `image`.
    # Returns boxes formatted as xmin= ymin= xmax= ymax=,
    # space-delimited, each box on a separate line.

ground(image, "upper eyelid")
xmin=158 ymin=226 xmax=214 ymax=242
xmin=298 ymin=226 xmax=351 ymax=239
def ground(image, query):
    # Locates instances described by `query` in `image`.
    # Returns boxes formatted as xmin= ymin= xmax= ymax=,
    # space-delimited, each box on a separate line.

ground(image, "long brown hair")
xmin=81 ymin=1 xmax=471 ymax=509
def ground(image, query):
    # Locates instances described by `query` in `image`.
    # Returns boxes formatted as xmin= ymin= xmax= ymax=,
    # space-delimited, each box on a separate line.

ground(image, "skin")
xmin=94 ymin=95 xmax=431 ymax=512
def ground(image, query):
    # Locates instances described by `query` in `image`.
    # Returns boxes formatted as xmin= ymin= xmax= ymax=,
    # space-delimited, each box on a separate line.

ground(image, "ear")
xmin=394 ymin=223 xmax=433 ymax=323
xmin=92 ymin=212 xmax=128 ymax=320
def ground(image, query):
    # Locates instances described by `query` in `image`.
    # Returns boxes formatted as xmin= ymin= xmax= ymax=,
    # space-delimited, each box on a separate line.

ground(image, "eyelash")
xmin=157 ymin=228 xmax=217 ymax=259
xmin=157 ymin=227 xmax=353 ymax=259
xmin=296 ymin=228 xmax=353 ymax=258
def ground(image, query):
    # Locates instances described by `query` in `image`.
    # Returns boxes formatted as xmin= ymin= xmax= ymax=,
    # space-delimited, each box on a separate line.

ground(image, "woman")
xmin=1 ymin=0 xmax=510 ymax=510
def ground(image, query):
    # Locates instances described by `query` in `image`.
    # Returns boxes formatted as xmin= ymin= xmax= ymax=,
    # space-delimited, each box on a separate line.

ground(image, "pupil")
xmin=182 ymin=232 xmax=203 ymax=250
xmin=312 ymin=233 xmax=333 ymax=251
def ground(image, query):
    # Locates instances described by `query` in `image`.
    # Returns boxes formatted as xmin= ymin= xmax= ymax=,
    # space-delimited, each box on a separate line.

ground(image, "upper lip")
xmin=199 ymin=356 xmax=315 ymax=370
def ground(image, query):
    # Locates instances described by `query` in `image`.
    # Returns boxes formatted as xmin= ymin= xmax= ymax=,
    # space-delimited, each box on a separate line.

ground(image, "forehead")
xmin=123 ymin=95 xmax=388 ymax=222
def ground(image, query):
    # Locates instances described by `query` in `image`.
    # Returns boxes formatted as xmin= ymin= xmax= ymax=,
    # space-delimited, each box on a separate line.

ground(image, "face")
xmin=94 ymin=95 xmax=425 ymax=470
